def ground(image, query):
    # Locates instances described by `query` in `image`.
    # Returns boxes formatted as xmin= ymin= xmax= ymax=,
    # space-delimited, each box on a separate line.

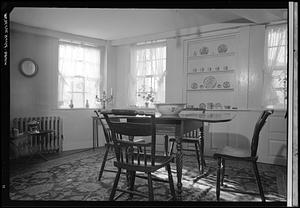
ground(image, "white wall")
xmin=165 ymin=38 xmax=185 ymax=103
xmin=10 ymin=30 xmax=107 ymax=151
xmin=113 ymin=45 xmax=132 ymax=108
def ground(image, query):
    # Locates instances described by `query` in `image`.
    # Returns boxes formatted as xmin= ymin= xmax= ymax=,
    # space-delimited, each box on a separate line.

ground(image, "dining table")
xmin=92 ymin=110 xmax=236 ymax=200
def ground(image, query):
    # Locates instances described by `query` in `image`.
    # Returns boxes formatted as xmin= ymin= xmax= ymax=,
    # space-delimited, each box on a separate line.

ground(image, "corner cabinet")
xmin=183 ymin=33 xmax=239 ymax=109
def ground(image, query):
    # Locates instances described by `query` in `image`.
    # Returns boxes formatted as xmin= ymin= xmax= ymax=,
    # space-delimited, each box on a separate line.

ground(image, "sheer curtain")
xmin=262 ymin=24 xmax=287 ymax=108
xmin=58 ymin=41 xmax=100 ymax=108
xmin=129 ymin=41 xmax=166 ymax=107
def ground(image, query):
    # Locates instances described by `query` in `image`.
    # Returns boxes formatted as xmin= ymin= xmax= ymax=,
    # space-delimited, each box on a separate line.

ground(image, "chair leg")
xmin=98 ymin=144 xmax=110 ymax=181
xmin=200 ymin=127 xmax=206 ymax=167
xmin=216 ymin=157 xmax=221 ymax=201
xmin=147 ymin=173 xmax=154 ymax=201
xmin=109 ymin=168 xmax=122 ymax=201
xmin=164 ymin=135 xmax=169 ymax=156
xmin=129 ymin=171 xmax=136 ymax=200
xmin=221 ymin=158 xmax=225 ymax=186
xmin=194 ymin=142 xmax=202 ymax=174
xmin=169 ymin=140 xmax=175 ymax=156
xmin=252 ymin=161 xmax=265 ymax=202
xmin=166 ymin=164 xmax=176 ymax=200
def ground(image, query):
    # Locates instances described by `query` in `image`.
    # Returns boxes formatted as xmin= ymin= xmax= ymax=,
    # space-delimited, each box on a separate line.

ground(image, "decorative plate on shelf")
xmin=217 ymin=44 xmax=228 ymax=53
xmin=203 ymin=76 xmax=217 ymax=88
xmin=223 ymin=81 xmax=231 ymax=88
xmin=199 ymin=103 xmax=206 ymax=109
xmin=191 ymin=82 xmax=198 ymax=89
xmin=223 ymin=66 xmax=229 ymax=71
xmin=215 ymin=103 xmax=222 ymax=109
xmin=200 ymin=46 xmax=209 ymax=55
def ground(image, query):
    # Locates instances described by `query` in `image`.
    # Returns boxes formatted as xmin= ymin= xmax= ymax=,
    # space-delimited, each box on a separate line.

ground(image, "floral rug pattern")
xmin=9 ymin=148 xmax=286 ymax=202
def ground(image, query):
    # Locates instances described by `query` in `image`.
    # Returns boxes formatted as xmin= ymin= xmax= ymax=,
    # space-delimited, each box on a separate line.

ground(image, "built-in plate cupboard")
xmin=181 ymin=28 xmax=287 ymax=166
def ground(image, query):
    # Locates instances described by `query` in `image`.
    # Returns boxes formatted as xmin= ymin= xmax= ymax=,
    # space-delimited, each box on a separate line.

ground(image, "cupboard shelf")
xmin=188 ymin=52 xmax=235 ymax=60
xmin=187 ymin=88 xmax=234 ymax=91
xmin=188 ymin=70 xmax=235 ymax=74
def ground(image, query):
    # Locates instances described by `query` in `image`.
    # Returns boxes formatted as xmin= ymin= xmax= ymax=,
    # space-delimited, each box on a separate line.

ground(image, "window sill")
xmin=56 ymin=108 xmax=99 ymax=111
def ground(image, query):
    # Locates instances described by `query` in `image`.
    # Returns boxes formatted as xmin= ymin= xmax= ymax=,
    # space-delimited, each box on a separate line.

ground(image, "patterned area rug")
xmin=9 ymin=148 xmax=286 ymax=202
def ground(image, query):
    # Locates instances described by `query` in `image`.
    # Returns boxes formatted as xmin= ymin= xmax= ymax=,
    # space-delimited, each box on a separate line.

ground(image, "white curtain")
xmin=262 ymin=24 xmax=287 ymax=108
xmin=129 ymin=41 xmax=166 ymax=107
xmin=58 ymin=41 xmax=100 ymax=108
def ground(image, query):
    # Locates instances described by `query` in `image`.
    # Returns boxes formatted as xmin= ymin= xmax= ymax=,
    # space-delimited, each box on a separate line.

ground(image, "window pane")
xmin=272 ymin=70 xmax=286 ymax=89
xmin=85 ymin=79 xmax=100 ymax=108
xmin=73 ymin=76 xmax=85 ymax=92
xmin=144 ymin=77 xmax=153 ymax=92
xmin=73 ymin=93 xmax=84 ymax=108
xmin=136 ymin=78 xmax=145 ymax=93
xmin=267 ymin=46 xmax=287 ymax=67
xmin=267 ymin=25 xmax=287 ymax=47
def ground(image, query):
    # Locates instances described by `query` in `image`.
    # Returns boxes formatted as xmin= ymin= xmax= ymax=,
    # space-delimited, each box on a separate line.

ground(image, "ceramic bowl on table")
xmin=154 ymin=103 xmax=186 ymax=117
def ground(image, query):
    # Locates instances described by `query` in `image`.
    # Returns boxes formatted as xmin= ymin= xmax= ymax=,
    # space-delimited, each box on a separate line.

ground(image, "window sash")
xmin=58 ymin=41 xmax=100 ymax=109
xmin=263 ymin=24 xmax=287 ymax=109
xmin=133 ymin=42 xmax=166 ymax=107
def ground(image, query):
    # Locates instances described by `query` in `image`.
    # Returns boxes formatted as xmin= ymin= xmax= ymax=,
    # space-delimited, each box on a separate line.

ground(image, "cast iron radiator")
xmin=12 ymin=116 xmax=63 ymax=157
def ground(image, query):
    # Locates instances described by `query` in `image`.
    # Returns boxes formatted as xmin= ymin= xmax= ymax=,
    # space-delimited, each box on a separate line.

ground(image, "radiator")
xmin=12 ymin=116 xmax=63 ymax=157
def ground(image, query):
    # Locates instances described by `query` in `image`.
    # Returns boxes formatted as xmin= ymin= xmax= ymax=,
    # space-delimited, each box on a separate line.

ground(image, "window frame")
xmin=264 ymin=23 xmax=288 ymax=109
xmin=134 ymin=41 xmax=167 ymax=108
xmin=57 ymin=40 xmax=102 ymax=109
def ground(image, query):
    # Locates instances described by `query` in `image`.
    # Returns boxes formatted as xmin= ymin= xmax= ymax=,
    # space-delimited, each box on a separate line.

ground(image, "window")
xmin=132 ymin=40 xmax=166 ymax=108
xmin=263 ymin=24 xmax=287 ymax=109
xmin=58 ymin=40 xmax=101 ymax=109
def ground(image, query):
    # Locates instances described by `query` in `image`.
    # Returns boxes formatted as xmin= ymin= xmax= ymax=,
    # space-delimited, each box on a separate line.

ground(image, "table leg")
xmin=96 ymin=119 xmax=99 ymax=148
xmin=92 ymin=117 xmax=98 ymax=149
xmin=27 ymin=135 xmax=49 ymax=162
xmin=192 ymin=123 xmax=216 ymax=182
xmin=176 ymin=136 xmax=183 ymax=201
xmin=200 ymin=126 xmax=206 ymax=170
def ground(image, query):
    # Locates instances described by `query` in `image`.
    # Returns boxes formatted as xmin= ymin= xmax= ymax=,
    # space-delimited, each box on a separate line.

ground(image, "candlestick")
xmin=95 ymin=90 xmax=113 ymax=109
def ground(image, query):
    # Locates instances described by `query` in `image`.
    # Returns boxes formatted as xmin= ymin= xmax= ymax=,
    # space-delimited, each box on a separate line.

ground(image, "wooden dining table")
xmin=93 ymin=110 xmax=236 ymax=200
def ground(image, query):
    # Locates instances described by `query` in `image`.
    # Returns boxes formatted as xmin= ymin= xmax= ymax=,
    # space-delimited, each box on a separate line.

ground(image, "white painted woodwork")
xmin=247 ymin=25 xmax=265 ymax=109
